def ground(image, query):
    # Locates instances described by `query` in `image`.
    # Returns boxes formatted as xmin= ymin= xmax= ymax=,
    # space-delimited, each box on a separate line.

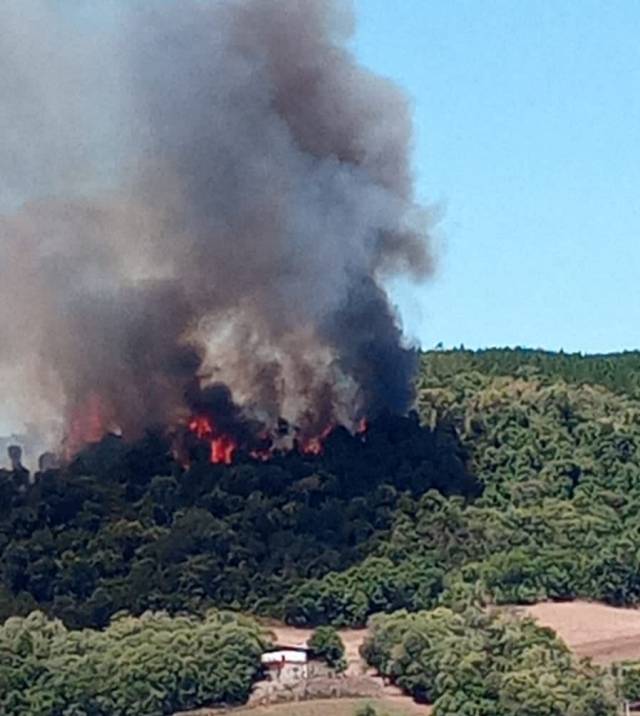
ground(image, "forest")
xmin=2 ymin=348 xmax=640 ymax=714
xmin=0 ymin=411 xmax=478 ymax=628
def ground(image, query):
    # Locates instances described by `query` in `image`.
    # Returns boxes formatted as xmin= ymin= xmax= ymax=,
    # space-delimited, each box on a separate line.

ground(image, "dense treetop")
xmin=361 ymin=606 xmax=618 ymax=716
xmin=0 ymin=412 xmax=477 ymax=628
xmin=420 ymin=348 xmax=640 ymax=398
xmin=0 ymin=609 xmax=266 ymax=716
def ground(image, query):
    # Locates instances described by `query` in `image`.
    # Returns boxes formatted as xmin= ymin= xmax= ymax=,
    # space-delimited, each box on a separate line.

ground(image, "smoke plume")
xmin=0 ymin=0 xmax=432 ymax=454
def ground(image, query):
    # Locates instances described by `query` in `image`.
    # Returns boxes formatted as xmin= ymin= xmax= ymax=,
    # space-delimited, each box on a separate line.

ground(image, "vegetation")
xmin=361 ymin=606 xmax=617 ymax=715
xmin=0 ymin=413 xmax=477 ymax=629
xmin=308 ymin=625 xmax=346 ymax=672
xmin=414 ymin=349 xmax=640 ymax=609
xmin=0 ymin=608 xmax=267 ymax=716
xmin=2 ymin=350 xmax=640 ymax=628
xmin=618 ymin=661 xmax=640 ymax=702
xmin=354 ymin=705 xmax=383 ymax=716
xmin=421 ymin=347 xmax=640 ymax=398
xmin=2 ymin=348 xmax=640 ymax=712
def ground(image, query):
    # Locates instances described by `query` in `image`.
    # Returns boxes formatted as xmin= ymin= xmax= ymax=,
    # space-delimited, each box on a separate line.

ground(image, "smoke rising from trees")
xmin=0 ymin=0 xmax=433 ymax=451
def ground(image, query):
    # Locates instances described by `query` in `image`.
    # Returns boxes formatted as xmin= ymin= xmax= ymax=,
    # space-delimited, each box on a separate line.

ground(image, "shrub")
xmin=308 ymin=625 xmax=347 ymax=672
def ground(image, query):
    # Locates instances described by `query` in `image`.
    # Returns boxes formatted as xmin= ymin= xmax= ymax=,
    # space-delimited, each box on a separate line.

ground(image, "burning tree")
xmin=0 ymin=0 xmax=433 ymax=463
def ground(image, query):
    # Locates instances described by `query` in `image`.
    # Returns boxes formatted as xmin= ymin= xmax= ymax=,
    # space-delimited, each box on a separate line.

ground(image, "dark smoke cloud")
xmin=0 ymin=0 xmax=433 ymax=452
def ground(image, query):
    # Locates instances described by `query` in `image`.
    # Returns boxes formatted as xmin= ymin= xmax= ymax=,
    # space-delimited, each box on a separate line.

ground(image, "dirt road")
xmin=179 ymin=698 xmax=431 ymax=716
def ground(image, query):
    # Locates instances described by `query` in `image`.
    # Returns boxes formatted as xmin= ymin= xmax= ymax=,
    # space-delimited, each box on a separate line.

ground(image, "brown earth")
xmin=263 ymin=623 xmax=431 ymax=712
xmin=269 ymin=603 xmax=640 ymax=668
xmin=524 ymin=600 xmax=640 ymax=664
xmin=178 ymin=698 xmax=431 ymax=716
xmin=175 ymin=622 xmax=432 ymax=716
xmin=263 ymin=603 xmax=640 ymax=707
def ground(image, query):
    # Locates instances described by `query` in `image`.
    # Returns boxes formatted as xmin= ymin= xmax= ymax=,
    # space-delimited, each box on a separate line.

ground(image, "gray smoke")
xmin=0 ymin=0 xmax=432 ymax=452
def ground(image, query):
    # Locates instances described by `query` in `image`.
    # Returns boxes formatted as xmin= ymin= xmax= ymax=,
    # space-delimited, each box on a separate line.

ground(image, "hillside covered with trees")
xmin=287 ymin=349 xmax=640 ymax=623
xmin=0 ymin=412 xmax=477 ymax=629
xmin=2 ymin=348 xmax=640 ymax=713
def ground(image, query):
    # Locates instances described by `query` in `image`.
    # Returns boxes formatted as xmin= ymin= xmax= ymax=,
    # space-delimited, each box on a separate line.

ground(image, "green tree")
xmin=308 ymin=625 xmax=347 ymax=672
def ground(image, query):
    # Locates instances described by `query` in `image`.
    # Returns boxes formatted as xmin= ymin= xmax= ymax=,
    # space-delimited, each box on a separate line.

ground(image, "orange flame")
xmin=300 ymin=423 xmax=334 ymax=456
xmin=188 ymin=415 xmax=237 ymax=464
xmin=65 ymin=393 xmax=114 ymax=459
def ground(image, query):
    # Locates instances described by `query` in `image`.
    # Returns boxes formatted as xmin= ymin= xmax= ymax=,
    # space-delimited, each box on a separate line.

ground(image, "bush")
xmin=619 ymin=662 xmax=640 ymax=702
xmin=308 ymin=625 xmax=347 ymax=672
xmin=354 ymin=705 xmax=381 ymax=716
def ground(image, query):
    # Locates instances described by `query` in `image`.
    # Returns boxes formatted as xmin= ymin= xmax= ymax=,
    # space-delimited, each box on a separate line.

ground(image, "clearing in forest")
xmin=526 ymin=601 xmax=640 ymax=664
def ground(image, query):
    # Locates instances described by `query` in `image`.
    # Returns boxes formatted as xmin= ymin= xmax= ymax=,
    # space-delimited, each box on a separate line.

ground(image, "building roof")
xmin=261 ymin=649 xmax=308 ymax=664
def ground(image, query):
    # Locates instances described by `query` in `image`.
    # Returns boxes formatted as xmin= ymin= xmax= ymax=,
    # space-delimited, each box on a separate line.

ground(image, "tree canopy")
xmin=0 ymin=609 xmax=267 ymax=716
xmin=0 ymin=413 xmax=477 ymax=628
xmin=308 ymin=625 xmax=346 ymax=671
xmin=3 ymin=349 xmax=640 ymax=629
xmin=361 ymin=606 xmax=618 ymax=715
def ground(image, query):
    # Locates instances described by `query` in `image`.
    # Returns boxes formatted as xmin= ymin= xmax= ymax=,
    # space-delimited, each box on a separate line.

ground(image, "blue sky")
xmin=353 ymin=0 xmax=640 ymax=353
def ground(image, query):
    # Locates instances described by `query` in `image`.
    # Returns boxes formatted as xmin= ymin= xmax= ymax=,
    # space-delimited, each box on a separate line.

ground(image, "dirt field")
xmin=525 ymin=601 xmax=640 ymax=664
xmin=256 ymin=623 xmax=430 ymax=713
xmin=183 ymin=698 xmax=431 ymax=716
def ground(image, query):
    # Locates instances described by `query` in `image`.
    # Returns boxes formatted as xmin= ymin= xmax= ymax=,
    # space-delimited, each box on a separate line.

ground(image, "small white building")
xmin=261 ymin=646 xmax=310 ymax=684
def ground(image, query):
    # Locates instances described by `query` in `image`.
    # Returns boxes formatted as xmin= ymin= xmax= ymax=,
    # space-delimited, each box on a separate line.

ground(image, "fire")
xmin=65 ymin=392 xmax=115 ymax=459
xmin=188 ymin=414 xmax=340 ymax=463
xmin=211 ymin=435 xmax=236 ymax=465
xmin=299 ymin=418 xmax=367 ymax=456
xmin=188 ymin=415 xmax=237 ymax=465
xmin=300 ymin=424 xmax=334 ymax=456
xmin=64 ymin=395 xmax=367 ymax=467
xmin=249 ymin=431 xmax=274 ymax=462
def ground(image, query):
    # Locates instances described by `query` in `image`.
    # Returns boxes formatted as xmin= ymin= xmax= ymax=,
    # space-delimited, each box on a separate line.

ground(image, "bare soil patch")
xmin=524 ymin=601 xmax=640 ymax=664
xmin=179 ymin=697 xmax=431 ymax=715
xmin=182 ymin=601 xmax=640 ymax=715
